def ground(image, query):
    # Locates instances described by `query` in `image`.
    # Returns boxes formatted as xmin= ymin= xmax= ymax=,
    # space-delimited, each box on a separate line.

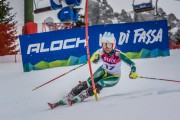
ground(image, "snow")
xmin=0 ymin=55 xmax=21 ymax=62
xmin=170 ymin=26 xmax=178 ymax=34
xmin=0 ymin=49 xmax=180 ymax=120
xmin=1 ymin=0 xmax=180 ymax=120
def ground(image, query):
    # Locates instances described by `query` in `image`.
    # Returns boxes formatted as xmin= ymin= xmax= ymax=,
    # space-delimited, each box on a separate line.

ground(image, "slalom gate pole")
xmin=32 ymin=63 xmax=87 ymax=91
xmin=139 ymin=76 xmax=180 ymax=83
xmin=85 ymin=0 xmax=98 ymax=101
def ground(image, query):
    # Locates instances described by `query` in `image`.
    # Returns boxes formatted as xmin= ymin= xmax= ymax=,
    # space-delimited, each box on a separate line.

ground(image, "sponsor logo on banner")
xmin=27 ymin=38 xmax=86 ymax=54
xmin=109 ymin=28 xmax=162 ymax=45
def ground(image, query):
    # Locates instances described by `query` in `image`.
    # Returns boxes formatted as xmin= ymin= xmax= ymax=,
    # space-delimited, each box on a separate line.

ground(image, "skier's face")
xmin=102 ymin=43 xmax=113 ymax=53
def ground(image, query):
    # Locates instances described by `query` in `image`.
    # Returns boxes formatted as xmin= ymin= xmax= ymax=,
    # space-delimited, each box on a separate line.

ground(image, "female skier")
xmin=48 ymin=32 xmax=139 ymax=109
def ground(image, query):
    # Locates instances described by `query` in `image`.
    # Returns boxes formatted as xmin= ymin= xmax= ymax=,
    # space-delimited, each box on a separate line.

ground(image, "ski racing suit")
xmin=57 ymin=48 xmax=136 ymax=105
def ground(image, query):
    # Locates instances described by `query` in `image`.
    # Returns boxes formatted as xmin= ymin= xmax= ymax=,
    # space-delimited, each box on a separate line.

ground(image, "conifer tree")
xmin=0 ymin=0 xmax=18 ymax=56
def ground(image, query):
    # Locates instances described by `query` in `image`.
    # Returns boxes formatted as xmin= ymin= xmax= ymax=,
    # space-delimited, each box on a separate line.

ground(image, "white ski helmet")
xmin=99 ymin=32 xmax=116 ymax=49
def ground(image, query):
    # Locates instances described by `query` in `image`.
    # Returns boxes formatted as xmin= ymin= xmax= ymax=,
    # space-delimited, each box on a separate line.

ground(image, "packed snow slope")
xmin=0 ymin=49 xmax=180 ymax=120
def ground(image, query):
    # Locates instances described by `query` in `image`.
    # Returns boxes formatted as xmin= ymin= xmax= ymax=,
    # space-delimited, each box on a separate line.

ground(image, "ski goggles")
xmin=102 ymin=42 xmax=113 ymax=49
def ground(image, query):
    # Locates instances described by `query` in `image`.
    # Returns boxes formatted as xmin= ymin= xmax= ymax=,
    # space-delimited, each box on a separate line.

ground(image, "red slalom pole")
xmin=85 ymin=0 xmax=98 ymax=101
xmin=32 ymin=63 xmax=87 ymax=91
xmin=139 ymin=76 xmax=180 ymax=83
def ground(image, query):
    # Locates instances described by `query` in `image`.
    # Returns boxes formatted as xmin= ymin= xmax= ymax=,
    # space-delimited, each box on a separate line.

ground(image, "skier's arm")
xmin=120 ymin=53 xmax=136 ymax=72
xmin=120 ymin=53 xmax=139 ymax=79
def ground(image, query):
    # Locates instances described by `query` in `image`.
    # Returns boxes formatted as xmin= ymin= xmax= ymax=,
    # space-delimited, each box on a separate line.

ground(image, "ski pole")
xmin=32 ymin=63 xmax=87 ymax=91
xmin=139 ymin=76 xmax=180 ymax=83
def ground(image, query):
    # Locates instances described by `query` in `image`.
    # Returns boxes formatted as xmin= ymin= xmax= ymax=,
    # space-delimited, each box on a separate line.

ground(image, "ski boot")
xmin=68 ymin=84 xmax=103 ymax=105
xmin=67 ymin=89 xmax=89 ymax=106
xmin=70 ymin=81 xmax=88 ymax=96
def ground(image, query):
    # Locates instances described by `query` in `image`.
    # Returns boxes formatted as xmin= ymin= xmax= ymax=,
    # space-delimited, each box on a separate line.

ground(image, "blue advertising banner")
xmin=19 ymin=20 xmax=169 ymax=72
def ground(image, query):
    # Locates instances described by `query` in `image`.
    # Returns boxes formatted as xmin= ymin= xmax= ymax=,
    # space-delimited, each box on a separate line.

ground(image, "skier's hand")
xmin=92 ymin=54 xmax=100 ymax=64
xmin=129 ymin=72 xmax=139 ymax=79
xmin=91 ymin=51 xmax=100 ymax=64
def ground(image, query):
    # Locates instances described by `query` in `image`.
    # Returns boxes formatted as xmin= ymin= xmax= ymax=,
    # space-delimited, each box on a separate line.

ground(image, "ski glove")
xmin=91 ymin=54 xmax=100 ymax=64
xmin=129 ymin=72 xmax=139 ymax=79
xmin=91 ymin=51 xmax=100 ymax=64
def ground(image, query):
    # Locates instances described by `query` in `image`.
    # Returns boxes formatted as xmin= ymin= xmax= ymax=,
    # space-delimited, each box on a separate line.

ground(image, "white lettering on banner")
xmin=63 ymin=38 xmax=76 ymax=49
xmin=40 ymin=43 xmax=49 ymax=52
xmin=117 ymin=28 xmax=163 ymax=45
xmin=118 ymin=30 xmax=130 ymax=45
xmin=76 ymin=37 xmax=86 ymax=47
xmin=50 ymin=40 xmax=63 ymax=51
xmin=27 ymin=38 xmax=86 ymax=54
xmin=133 ymin=28 xmax=163 ymax=44
xmin=27 ymin=43 xmax=40 ymax=54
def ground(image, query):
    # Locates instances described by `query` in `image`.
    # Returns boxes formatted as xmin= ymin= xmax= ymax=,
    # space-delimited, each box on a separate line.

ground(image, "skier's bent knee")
xmin=70 ymin=81 xmax=88 ymax=96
